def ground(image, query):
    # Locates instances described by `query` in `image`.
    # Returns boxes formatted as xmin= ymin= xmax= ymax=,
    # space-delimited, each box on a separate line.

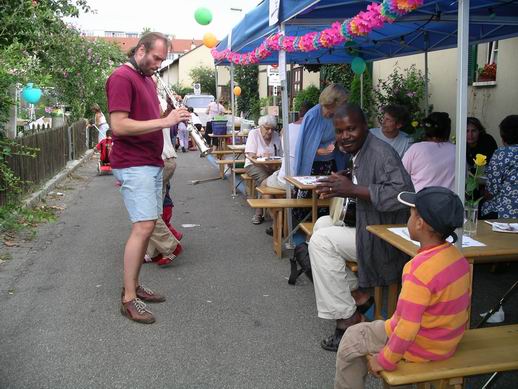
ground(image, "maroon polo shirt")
xmin=106 ymin=64 xmax=164 ymax=168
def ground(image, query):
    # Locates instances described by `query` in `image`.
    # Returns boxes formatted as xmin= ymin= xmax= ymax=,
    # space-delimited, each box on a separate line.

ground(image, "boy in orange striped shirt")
xmin=335 ymin=187 xmax=470 ymax=389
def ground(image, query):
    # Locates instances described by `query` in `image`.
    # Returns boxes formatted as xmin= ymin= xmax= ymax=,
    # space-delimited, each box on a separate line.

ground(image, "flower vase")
xmin=464 ymin=205 xmax=479 ymax=237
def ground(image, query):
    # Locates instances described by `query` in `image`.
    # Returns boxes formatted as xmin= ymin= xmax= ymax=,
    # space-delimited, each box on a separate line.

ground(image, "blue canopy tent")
xmin=216 ymin=0 xmax=518 ymax=245
xmin=216 ymin=0 xmax=518 ymax=65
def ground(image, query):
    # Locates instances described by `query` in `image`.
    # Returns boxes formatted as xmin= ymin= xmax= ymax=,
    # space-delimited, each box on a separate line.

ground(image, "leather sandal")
xmin=321 ymin=328 xmax=345 ymax=352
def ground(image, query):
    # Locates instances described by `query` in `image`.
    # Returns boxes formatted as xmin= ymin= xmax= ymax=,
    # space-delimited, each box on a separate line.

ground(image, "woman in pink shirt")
xmin=402 ymin=112 xmax=456 ymax=192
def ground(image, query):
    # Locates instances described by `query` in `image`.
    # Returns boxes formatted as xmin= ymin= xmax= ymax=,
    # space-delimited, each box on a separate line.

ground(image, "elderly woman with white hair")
xmin=245 ymin=115 xmax=283 ymax=224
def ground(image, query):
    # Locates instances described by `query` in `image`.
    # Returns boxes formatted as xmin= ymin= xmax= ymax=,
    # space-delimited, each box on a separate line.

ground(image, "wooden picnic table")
xmin=248 ymin=156 xmax=283 ymax=167
xmin=227 ymin=144 xmax=246 ymax=151
xmin=209 ymin=133 xmax=248 ymax=150
xmin=284 ymin=176 xmax=328 ymax=223
xmin=367 ymin=219 xmax=518 ymax=327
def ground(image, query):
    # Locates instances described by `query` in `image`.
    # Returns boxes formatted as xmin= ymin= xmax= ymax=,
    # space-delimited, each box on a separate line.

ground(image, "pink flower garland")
xmin=211 ymin=0 xmax=423 ymax=64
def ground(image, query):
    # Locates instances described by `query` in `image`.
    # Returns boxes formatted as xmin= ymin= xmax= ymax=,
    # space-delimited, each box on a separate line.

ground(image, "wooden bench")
xmin=378 ymin=324 xmax=518 ymax=389
xmin=215 ymin=159 xmax=245 ymax=178
xmin=256 ymin=186 xmax=286 ymax=197
xmin=239 ymin=173 xmax=255 ymax=197
xmin=299 ymin=221 xmax=396 ymax=319
xmin=210 ymin=150 xmax=238 ymax=157
xmin=247 ymin=198 xmax=331 ymax=257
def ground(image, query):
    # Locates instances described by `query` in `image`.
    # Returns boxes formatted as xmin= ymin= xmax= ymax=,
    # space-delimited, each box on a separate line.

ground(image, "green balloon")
xmin=194 ymin=7 xmax=212 ymax=25
xmin=351 ymin=57 xmax=366 ymax=74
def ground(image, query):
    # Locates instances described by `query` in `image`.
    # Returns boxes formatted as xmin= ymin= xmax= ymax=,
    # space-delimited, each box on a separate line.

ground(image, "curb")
xmin=23 ymin=149 xmax=95 ymax=208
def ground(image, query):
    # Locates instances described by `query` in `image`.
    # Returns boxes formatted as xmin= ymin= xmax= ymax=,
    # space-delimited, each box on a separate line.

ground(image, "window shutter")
xmin=468 ymin=45 xmax=478 ymax=84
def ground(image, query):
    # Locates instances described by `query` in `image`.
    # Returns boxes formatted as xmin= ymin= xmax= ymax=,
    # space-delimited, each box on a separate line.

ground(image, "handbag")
xmin=288 ymin=242 xmax=313 ymax=285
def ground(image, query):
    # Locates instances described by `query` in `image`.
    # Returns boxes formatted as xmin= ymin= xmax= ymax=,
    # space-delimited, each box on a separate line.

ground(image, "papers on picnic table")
xmin=256 ymin=156 xmax=282 ymax=161
xmin=292 ymin=176 xmax=327 ymax=185
xmin=485 ymin=221 xmax=518 ymax=234
xmin=388 ymin=227 xmax=486 ymax=248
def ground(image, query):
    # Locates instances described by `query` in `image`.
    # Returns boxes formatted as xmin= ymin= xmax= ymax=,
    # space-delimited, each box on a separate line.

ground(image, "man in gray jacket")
xmin=309 ymin=104 xmax=414 ymax=352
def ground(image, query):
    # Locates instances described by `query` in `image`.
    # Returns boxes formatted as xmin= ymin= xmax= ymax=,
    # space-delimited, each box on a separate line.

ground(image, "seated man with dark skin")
xmin=309 ymin=104 xmax=414 ymax=352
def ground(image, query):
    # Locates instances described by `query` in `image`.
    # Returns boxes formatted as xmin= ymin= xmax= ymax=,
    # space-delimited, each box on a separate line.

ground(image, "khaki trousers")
xmin=335 ymin=320 xmax=387 ymax=389
xmin=162 ymin=157 xmax=176 ymax=198
xmin=146 ymin=157 xmax=178 ymax=258
xmin=308 ymin=215 xmax=358 ymax=320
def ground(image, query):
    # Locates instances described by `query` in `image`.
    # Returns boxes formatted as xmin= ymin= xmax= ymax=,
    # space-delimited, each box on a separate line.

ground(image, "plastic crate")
xmin=212 ymin=120 xmax=228 ymax=135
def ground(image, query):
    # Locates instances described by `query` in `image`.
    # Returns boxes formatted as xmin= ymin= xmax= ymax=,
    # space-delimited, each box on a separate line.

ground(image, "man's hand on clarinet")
xmin=164 ymin=107 xmax=191 ymax=127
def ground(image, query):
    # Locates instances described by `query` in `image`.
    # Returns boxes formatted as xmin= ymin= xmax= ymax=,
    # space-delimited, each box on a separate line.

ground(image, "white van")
xmin=182 ymin=94 xmax=214 ymax=126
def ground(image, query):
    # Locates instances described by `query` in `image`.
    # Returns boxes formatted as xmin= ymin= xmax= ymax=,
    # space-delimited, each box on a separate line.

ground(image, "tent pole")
xmin=280 ymin=23 xmax=294 ymax=250
xmin=230 ymin=63 xmax=237 ymax=198
xmin=360 ymin=73 xmax=364 ymax=109
xmin=454 ymin=0 xmax=470 ymax=247
xmin=215 ymin=64 xmax=219 ymax=101
xmin=424 ymin=32 xmax=430 ymax=115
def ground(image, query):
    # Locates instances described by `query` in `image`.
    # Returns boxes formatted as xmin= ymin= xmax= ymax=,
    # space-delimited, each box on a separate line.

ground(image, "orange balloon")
xmin=233 ymin=86 xmax=242 ymax=96
xmin=203 ymin=32 xmax=218 ymax=48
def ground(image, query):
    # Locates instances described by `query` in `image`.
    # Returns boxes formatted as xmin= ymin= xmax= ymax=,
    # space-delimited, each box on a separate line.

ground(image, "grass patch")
xmin=0 ymin=204 xmax=58 ymax=235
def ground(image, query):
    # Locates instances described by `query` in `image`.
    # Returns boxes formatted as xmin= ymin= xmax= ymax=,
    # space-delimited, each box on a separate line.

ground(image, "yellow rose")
xmin=474 ymin=153 xmax=487 ymax=166
xmin=411 ymin=120 xmax=419 ymax=128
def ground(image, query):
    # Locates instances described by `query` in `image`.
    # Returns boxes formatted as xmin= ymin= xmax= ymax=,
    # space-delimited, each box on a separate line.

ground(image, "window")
xmin=487 ymin=41 xmax=498 ymax=64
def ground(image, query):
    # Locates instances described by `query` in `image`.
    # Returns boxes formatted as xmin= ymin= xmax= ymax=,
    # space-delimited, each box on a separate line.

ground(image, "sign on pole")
xmin=269 ymin=0 xmax=280 ymax=26
xmin=267 ymin=65 xmax=280 ymax=87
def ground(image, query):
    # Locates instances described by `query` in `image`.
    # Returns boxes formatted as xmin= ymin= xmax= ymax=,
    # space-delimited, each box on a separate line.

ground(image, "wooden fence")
xmin=1 ymin=120 xmax=93 ymax=206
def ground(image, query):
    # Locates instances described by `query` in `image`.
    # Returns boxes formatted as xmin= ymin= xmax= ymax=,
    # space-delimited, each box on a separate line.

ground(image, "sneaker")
xmin=157 ymin=254 xmax=175 ymax=268
xmin=136 ymin=285 xmax=166 ymax=303
xmin=252 ymin=214 xmax=264 ymax=225
xmin=121 ymin=286 xmax=166 ymax=303
xmin=265 ymin=226 xmax=273 ymax=236
xmin=120 ymin=298 xmax=155 ymax=324
xmin=321 ymin=328 xmax=346 ymax=352
xmin=321 ymin=311 xmax=364 ymax=352
xmin=172 ymin=243 xmax=183 ymax=257
xmin=144 ymin=254 xmax=161 ymax=263
xmin=181 ymin=147 xmax=186 ymax=153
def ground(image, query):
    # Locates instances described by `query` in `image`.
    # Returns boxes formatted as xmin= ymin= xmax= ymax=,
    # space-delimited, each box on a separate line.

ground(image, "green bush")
xmin=374 ymin=65 xmax=428 ymax=133
xmin=189 ymin=66 xmax=216 ymax=97
xmin=234 ymin=65 xmax=260 ymax=122
xmin=293 ymin=85 xmax=320 ymax=112
xmin=348 ymin=71 xmax=374 ymax=126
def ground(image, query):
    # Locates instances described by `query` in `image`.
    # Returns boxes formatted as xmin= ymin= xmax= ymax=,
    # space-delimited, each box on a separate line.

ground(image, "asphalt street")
xmin=0 ymin=151 xmax=516 ymax=389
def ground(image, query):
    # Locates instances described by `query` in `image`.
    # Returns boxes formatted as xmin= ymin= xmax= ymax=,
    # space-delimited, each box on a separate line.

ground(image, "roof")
xmin=171 ymin=39 xmax=203 ymax=53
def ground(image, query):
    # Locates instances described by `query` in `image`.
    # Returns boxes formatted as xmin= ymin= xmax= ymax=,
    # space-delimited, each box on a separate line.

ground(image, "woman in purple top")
xmin=402 ymin=112 xmax=456 ymax=192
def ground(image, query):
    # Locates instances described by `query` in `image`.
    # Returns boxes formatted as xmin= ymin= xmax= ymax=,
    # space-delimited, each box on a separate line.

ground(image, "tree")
xmin=293 ymin=85 xmax=320 ymax=112
xmin=0 ymin=0 xmax=126 ymax=126
xmin=189 ymin=66 xmax=216 ymax=98
xmin=373 ymin=65 xmax=428 ymax=133
xmin=234 ymin=65 xmax=260 ymax=122
xmin=320 ymin=64 xmax=355 ymax=90
xmin=0 ymin=0 xmax=125 ymax=196
xmin=348 ymin=71 xmax=374 ymax=126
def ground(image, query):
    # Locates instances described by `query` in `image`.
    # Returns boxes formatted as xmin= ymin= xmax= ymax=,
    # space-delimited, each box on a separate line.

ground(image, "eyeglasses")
xmin=261 ymin=126 xmax=275 ymax=132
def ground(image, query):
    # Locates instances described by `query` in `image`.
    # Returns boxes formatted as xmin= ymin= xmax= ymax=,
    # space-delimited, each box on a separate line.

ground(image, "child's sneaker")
xmin=157 ymin=254 xmax=175 ymax=267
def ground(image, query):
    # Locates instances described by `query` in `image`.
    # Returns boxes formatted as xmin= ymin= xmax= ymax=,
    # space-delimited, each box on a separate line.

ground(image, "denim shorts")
xmin=113 ymin=166 xmax=163 ymax=223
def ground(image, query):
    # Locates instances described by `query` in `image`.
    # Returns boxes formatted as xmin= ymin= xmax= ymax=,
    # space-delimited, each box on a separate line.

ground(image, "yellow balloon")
xmin=233 ymin=86 xmax=242 ymax=96
xmin=203 ymin=32 xmax=218 ymax=48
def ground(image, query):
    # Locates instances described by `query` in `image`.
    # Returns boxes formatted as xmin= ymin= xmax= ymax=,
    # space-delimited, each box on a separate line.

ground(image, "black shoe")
xmin=181 ymin=147 xmax=186 ymax=153
xmin=265 ymin=226 xmax=273 ymax=236
xmin=357 ymin=296 xmax=374 ymax=314
xmin=321 ymin=329 xmax=345 ymax=352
